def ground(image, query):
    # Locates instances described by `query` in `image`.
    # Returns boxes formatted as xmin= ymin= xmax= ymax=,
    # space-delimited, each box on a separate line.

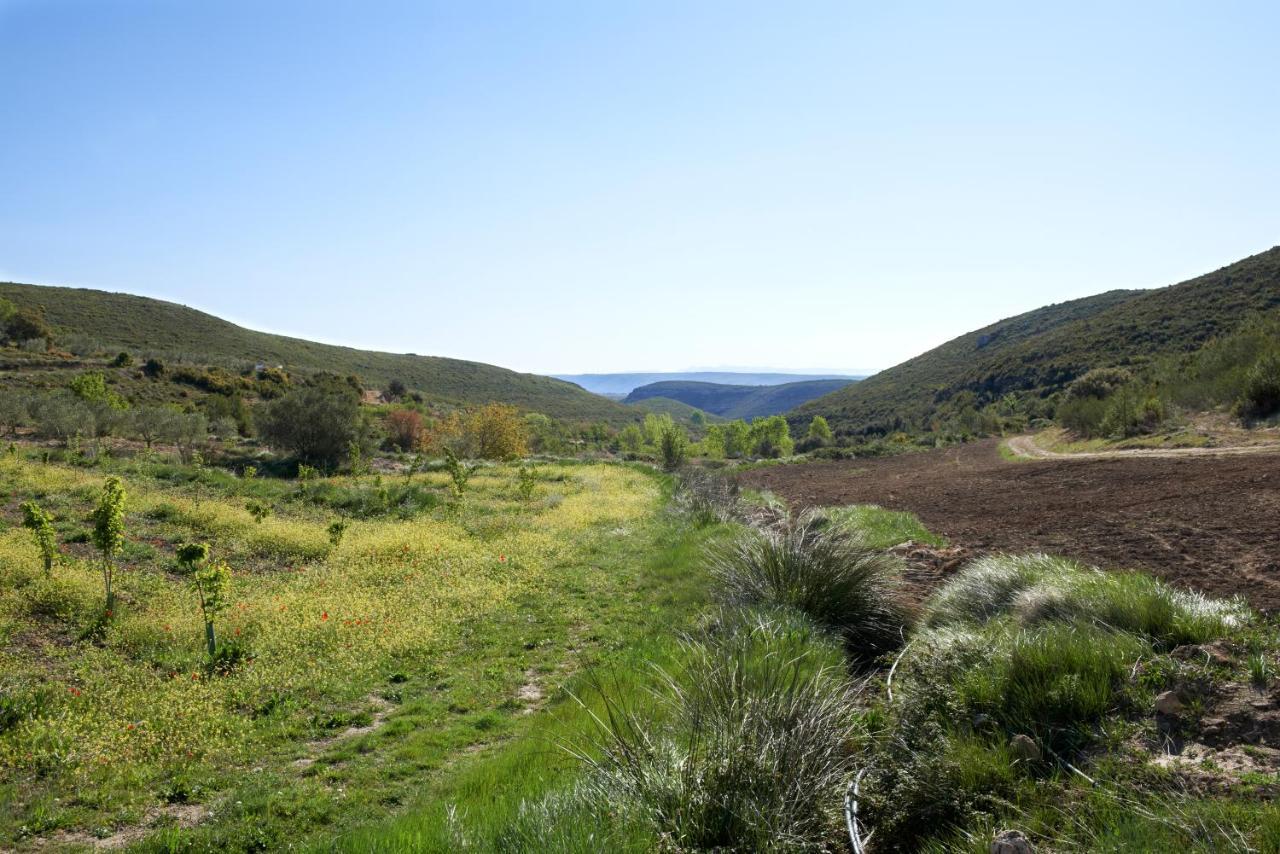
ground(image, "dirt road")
xmin=740 ymin=440 xmax=1280 ymax=612
xmin=1005 ymin=434 xmax=1280 ymax=460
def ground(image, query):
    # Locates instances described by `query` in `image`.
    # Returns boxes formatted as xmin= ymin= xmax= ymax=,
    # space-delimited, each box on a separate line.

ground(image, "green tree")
xmin=749 ymin=415 xmax=794 ymax=458
xmin=659 ymin=422 xmax=689 ymax=471
xmin=618 ymin=423 xmax=644 ymax=454
xmin=806 ymin=415 xmax=833 ymax=446
xmin=259 ymin=385 xmax=361 ymax=466
xmin=130 ymin=406 xmax=174 ymax=450
xmin=4 ymin=309 xmax=52 ymax=346
xmin=177 ymin=543 xmax=230 ymax=658
xmin=90 ymin=477 xmax=127 ymax=616
xmin=721 ymin=419 xmax=751 ymax=458
xmin=20 ymin=501 xmax=58 ymax=577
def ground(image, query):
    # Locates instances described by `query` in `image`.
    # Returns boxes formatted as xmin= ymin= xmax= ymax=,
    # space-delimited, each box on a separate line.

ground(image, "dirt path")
xmin=740 ymin=440 xmax=1280 ymax=612
xmin=1005 ymin=434 xmax=1280 ymax=460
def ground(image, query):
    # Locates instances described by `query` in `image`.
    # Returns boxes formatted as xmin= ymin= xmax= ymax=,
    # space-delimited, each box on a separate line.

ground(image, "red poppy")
xmin=322 ymin=611 xmax=329 ymax=621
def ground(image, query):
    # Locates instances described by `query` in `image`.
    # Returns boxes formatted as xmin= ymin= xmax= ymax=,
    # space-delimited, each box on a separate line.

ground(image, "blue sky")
xmin=2 ymin=1 xmax=1277 ymax=375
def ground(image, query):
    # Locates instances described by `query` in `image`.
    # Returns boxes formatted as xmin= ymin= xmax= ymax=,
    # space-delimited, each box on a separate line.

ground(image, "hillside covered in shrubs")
xmin=795 ymin=246 xmax=1280 ymax=438
xmin=0 ymin=281 xmax=636 ymax=424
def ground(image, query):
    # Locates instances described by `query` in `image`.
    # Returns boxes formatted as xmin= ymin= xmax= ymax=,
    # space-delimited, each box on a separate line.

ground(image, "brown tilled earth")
xmin=739 ymin=439 xmax=1280 ymax=612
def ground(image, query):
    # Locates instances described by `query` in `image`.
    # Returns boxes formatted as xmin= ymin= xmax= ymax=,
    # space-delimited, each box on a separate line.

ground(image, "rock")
xmin=1155 ymin=690 xmax=1183 ymax=716
xmin=1009 ymin=733 xmax=1041 ymax=761
xmin=990 ymin=829 xmax=1034 ymax=854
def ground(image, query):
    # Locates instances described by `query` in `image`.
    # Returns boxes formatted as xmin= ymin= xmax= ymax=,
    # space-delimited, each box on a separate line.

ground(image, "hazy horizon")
xmin=3 ymin=1 xmax=1278 ymax=374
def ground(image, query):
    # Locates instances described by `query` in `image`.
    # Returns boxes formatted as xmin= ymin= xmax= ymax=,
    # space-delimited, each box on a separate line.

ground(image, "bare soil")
xmin=740 ymin=440 xmax=1280 ymax=612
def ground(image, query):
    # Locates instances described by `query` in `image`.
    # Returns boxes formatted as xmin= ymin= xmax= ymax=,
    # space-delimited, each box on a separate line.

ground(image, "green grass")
xmin=0 ymin=452 xmax=709 ymax=850
xmin=0 ymin=281 xmax=638 ymax=424
xmin=825 ymin=504 xmax=946 ymax=549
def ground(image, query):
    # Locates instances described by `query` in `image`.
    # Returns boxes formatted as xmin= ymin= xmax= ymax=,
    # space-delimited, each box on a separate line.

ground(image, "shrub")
xmin=443 ymin=448 xmax=474 ymax=498
xmin=32 ymin=392 xmax=95 ymax=446
xmin=748 ymin=415 xmax=794 ymax=458
xmin=386 ymin=378 xmax=407 ymax=401
xmin=110 ymin=352 xmax=133 ymax=368
xmin=467 ymin=403 xmax=528 ymax=460
xmin=708 ymin=509 xmax=911 ymax=661
xmin=1055 ymin=394 xmax=1110 ymax=437
xmin=617 ymin=424 xmax=644 ymax=454
xmin=142 ymin=357 xmax=166 ymax=378
xmin=20 ymin=501 xmax=58 ymax=577
xmin=658 ymin=422 xmax=689 ymax=471
xmin=806 ymin=415 xmax=833 ymax=446
xmin=574 ymin=610 xmax=860 ymax=851
xmin=385 ymin=409 xmax=427 ymax=452
xmin=1238 ymin=352 xmax=1280 ymax=420
xmin=4 ymin=309 xmax=52 ymax=346
xmin=259 ymin=386 xmax=361 ymax=465
xmin=1064 ymin=367 xmax=1134 ymax=401
xmin=1100 ymin=387 xmax=1166 ymax=437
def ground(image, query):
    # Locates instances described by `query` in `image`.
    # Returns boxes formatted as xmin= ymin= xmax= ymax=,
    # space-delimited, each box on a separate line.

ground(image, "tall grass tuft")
xmin=707 ymin=509 xmax=912 ymax=661
xmin=924 ymin=553 xmax=1248 ymax=647
xmin=572 ymin=609 xmax=862 ymax=852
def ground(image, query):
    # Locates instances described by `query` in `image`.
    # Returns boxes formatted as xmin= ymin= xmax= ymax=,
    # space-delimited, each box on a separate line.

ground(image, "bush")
xmin=748 ymin=415 xmax=794 ymax=458
xmin=4 ymin=309 xmax=52 ymax=346
xmin=1237 ymin=352 xmax=1280 ymax=420
xmin=385 ymin=409 xmax=427 ymax=452
xmin=1063 ymin=367 xmax=1134 ymax=401
xmin=258 ymin=386 xmax=361 ymax=466
xmin=658 ymin=422 xmax=688 ymax=471
xmin=575 ymin=610 xmax=860 ymax=851
xmin=439 ymin=403 xmax=528 ymax=460
xmin=708 ymin=509 xmax=911 ymax=661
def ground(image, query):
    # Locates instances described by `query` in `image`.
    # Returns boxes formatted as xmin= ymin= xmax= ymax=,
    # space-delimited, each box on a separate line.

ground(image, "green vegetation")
xmin=0 ymin=281 xmax=638 ymax=424
xmin=796 ymin=246 xmax=1280 ymax=438
xmin=625 ymin=394 xmax=722 ymax=426
xmin=707 ymin=509 xmax=911 ymax=661
xmin=0 ymin=449 xmax=685 ymax=849
xmin=626 ymin=378 xmax=854 ymax=419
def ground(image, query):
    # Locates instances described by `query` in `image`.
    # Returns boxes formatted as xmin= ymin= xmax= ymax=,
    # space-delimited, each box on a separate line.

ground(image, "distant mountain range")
xmin=556 ymin=371 xmax=863 ymax=398
xmin=793 ymin=246 xmax=1280 ymax=436
xmin=625 ymin=378 xmax=857 ymax=420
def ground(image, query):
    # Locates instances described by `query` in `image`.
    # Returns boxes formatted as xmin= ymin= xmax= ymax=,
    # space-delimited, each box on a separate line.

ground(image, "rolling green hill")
xmin=626 ymin=395 xmax=724 ymax=425
xmin=626 ymin=378 xmax=855 ymax=420
xmin=795 ymin=246 xmax=1280 ymax=435
xmin=0 ymin=282 xmax=637 ymax=424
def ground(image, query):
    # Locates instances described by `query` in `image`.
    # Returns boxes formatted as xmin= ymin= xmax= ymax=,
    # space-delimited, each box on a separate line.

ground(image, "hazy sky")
xmin=2 ymin=1 xmax=1278 ymax=375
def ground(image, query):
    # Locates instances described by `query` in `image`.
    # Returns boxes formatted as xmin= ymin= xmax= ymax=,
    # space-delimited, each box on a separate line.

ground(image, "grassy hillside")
xmin=796 ymin=246 xmax=1280 ymax=435
xmin=626 ymin=395 xmax=724 ymax=424
xmin=626 ymin=378 xmax=854 ymax=419
xmin=0 ymin=282 xmax=636 ymax=424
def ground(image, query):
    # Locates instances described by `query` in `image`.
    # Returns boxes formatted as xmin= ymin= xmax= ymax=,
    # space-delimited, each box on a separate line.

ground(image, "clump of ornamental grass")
xmin=571 ymin=608 xmax=863 ymax=852
xmin=924 ymin=553 xmax=1248 ymax=648
xmin=707 ymin=508 xmax=912 ymax=662
xmin=673 ymin=467 xmax=741 ymax=526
